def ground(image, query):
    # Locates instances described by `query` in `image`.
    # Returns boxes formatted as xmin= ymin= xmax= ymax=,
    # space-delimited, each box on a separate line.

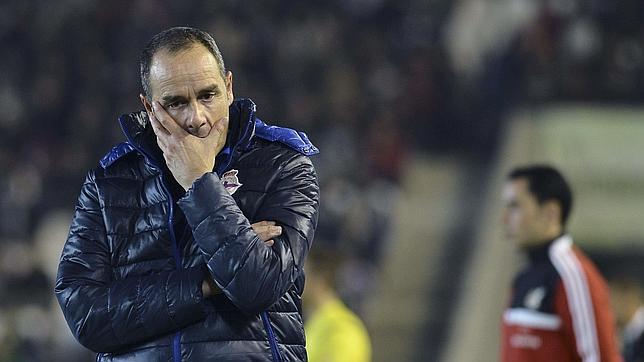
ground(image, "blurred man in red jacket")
xmin=500 ymin=165 xmax=622 ymax=362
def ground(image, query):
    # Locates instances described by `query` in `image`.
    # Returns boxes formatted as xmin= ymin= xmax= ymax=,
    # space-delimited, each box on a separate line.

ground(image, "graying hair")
xmin=140 ymin=27 xmax=226 ymax=99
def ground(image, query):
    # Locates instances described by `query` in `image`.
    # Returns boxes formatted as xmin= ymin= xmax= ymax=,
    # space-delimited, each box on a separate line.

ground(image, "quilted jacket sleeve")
xmin=177 ymin=153 xmax=319 ymax=315
xmin=54 ymin=171 xmax=208 ymax=353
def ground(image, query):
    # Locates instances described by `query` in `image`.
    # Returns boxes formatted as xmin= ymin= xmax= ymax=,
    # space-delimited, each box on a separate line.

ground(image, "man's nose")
xmin=186 ymin=102 xmax=207 ymax=131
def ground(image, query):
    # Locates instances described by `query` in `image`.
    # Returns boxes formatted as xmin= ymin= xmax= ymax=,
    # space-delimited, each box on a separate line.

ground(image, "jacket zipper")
xmin=122 ymin=136 xmax=183 ymax=362
xmin=261 ymin=312 xmax=282 ymax=362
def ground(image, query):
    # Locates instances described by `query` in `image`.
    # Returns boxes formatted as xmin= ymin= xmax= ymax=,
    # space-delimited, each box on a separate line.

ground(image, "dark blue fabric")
xmin=99 ymin=142 xmax=135 ymax=169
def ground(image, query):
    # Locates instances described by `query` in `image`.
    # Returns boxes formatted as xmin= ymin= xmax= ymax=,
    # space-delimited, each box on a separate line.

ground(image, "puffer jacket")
xmin=55 ymin=98 xmax=320 ymax=361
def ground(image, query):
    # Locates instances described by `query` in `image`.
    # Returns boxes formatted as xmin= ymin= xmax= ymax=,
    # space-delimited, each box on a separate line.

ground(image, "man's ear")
xmin=225 ymin=71 xmax=234 ymax=106
xmin=139 ymin=93 xmax=153 ymax=114
xmin=543 ymin=200 xmax=562 ymax=225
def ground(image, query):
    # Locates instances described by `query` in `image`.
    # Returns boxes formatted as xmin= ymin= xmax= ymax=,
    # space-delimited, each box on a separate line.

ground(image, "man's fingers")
xmin=206 ymin=117 xmax=229 ymax=140
xmin=252 ymin=223 xmax=282 ymax=242
xmin=256 ymin=226 xmax=282 ymax=238
xmin=152 ymin=101 xmax=187 ymax=135
xmin=156 ymin=136 xmax=168 ymax=153
xmin=251 ymin=222 xmax=281 ymax=242
xmin=264 ymin=225 xmax=282 ymax=236
xmin=149 ymin=112 xmax=170 ymax=136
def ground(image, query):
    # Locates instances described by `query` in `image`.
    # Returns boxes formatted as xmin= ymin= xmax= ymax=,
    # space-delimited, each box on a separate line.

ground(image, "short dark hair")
xmin=140 ymin=26 xmax=226 ymax=99
xmin=306 ymin=247 xmax=346 ymax=287
xmin=508 ymin=165 xmax=573 ymax=226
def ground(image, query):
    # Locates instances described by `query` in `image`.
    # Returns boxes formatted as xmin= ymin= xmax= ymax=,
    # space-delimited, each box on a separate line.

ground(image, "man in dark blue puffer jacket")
xmin=55 ymin=26 xmax=320 ymax=361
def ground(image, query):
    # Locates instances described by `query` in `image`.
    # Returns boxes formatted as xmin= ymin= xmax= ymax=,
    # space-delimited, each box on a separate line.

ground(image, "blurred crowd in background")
xmin=0 ymin=0 xmax=643 ymax=360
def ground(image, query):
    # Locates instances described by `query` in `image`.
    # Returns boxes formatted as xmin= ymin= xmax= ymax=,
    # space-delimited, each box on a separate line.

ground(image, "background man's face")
xmin=148 ymin=44 xmax=233 ymax=138
xmin=501 ymin=178 xmax=549 ymax=248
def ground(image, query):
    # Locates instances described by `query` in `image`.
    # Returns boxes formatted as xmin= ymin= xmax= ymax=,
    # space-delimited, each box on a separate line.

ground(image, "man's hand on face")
xmin=202 ymin=221 xmax=282 ymax=298
xmin=148 ymin=101 xmax=228 ymax=191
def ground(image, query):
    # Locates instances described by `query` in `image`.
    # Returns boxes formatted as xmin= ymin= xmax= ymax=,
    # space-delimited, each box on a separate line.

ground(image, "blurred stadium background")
xmin=1 ymin=0 xmax=643 ymax=361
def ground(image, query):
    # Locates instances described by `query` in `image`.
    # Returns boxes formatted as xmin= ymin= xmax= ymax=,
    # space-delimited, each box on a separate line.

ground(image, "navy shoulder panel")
xmin=100 ymin=142 xmax=136 ymax=169
xmin=254 ymin=118 xmax=319 ymax=156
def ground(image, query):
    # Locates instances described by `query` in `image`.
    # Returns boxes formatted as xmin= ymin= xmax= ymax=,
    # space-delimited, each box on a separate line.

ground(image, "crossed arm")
xmin=56 ymin=104 xmax=319 ymax=353
xmin=147 ymin=101 xmax=319 ymax=312
xmin=54 ymin=172 xmax=286 ymax=353
xmin=201 ymin=221 xmax=280 ymax=297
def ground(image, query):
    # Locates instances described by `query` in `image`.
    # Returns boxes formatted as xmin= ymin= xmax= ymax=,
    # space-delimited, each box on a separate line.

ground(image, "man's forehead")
xmin=149 ymin=48 xmax=225 ymax=96
xmin=503 ymin=179 xmax=530 ymax=199
xmin=150 ymin=46 xmax=221 ymax=79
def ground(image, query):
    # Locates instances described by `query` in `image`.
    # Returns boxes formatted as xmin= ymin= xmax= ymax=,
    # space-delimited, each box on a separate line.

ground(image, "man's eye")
xmin=201 ymin=93 xmax=215 ymax=101
xmin=167 ymin=102 xmax=183 ymax=109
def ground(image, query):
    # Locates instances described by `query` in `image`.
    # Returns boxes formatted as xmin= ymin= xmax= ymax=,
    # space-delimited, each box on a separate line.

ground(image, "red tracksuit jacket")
xmin=501 ymin=235 xmax=622 ymax=362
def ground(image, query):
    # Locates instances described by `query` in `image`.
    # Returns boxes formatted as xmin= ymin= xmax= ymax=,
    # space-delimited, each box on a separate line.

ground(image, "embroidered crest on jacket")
xmin=524 ymin=286 xmax=546 ymax=310
xmin=221 ymin=169 xmax=242 ymax=195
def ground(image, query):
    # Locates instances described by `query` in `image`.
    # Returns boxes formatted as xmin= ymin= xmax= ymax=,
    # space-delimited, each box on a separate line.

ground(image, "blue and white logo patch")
xmin=221 ymin=169 xmax=243 ymax=195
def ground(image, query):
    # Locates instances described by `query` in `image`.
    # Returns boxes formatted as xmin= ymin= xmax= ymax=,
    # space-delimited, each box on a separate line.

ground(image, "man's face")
xmin=145 ymin=44 xmax=233 ymax=138
xmin=501 ymin=178 xmax=550 ymax=247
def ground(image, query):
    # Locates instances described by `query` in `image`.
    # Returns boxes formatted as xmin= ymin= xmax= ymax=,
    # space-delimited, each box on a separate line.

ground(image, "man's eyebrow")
xmin=161 ymin=95 xmax=186 ymax=104
xmin=197 ymin=84 xmax=220 ymax=95
xmin=160 ymin=85 xmax=220 ymax=104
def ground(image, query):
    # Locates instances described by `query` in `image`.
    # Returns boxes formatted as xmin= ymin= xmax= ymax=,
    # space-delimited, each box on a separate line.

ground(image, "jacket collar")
xmin=524 ymin=233 xmax=567 ymax=263
xmin=100 ymin=98 xmax=319 ymax=171
xmin=102 ymin=98 xmax=258 ymax=174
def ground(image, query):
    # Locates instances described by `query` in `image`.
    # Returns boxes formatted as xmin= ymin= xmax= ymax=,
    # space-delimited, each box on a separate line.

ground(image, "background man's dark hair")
xmin=140 ymin=26 xmax=226 ymax=99
xmin=306 ymin=247 xmax=346 ymax=287
xmin=508 ymin=165 xmax=573 ymax=226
